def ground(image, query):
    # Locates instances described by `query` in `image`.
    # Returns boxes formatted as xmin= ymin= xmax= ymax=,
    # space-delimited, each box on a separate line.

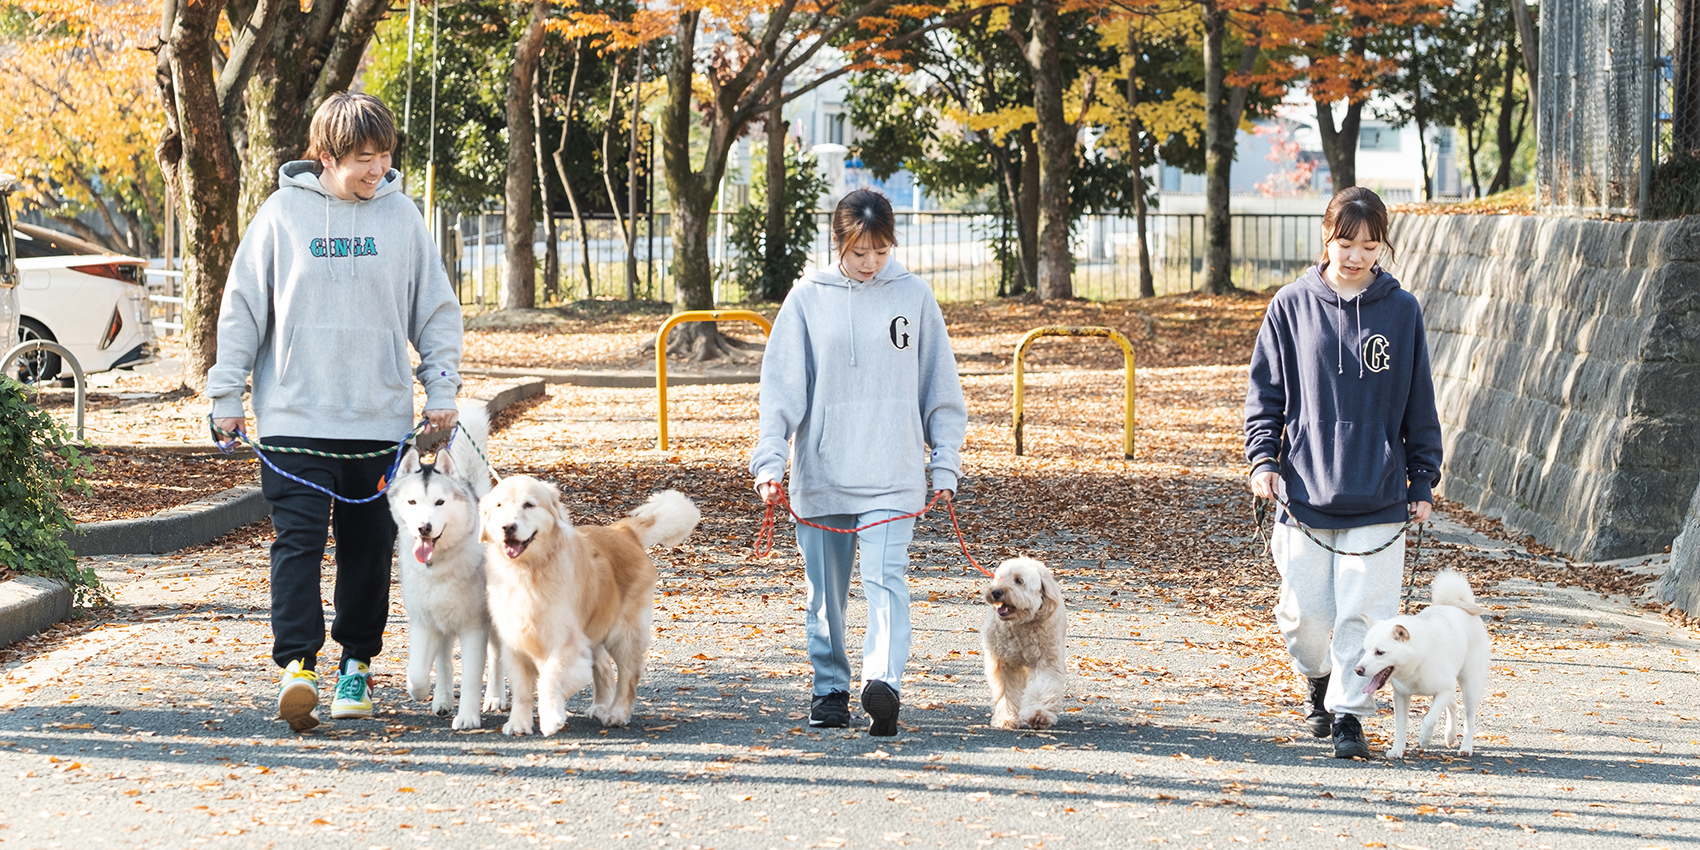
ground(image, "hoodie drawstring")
xmin=1355 ymin=296 xmax=1364 ymax=380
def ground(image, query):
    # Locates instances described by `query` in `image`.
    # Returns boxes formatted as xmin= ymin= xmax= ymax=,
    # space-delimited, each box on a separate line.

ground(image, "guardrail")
xmin=146 ymin=268 xmax=183 ymax=334
xmin=1012 ymin=326 xmax=1136 ymax=459
xmin=655 ymin=310 xmax=773 ymax=450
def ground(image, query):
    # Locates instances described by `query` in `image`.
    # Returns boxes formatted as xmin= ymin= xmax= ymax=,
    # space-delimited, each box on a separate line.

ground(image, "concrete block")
xmin=0 ymin=575 xmax=71 ymax=648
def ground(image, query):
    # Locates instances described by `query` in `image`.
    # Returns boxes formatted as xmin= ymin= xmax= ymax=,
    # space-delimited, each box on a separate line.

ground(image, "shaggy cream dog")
xmin=480 ymin=475 xmax=700 ymax=736
xmin=980 ymin=557 xmax=1068 ymax=729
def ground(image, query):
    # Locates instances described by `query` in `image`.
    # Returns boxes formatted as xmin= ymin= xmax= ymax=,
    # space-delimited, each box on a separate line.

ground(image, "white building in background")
xmin=1157 ymin=97 xmax=1465 ymax=213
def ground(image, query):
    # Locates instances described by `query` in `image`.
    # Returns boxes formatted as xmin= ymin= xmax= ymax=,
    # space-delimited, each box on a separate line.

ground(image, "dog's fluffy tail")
xmin=626 ymin=490 xmax=701 ymax=548
xmin=1431 ymin=569 xmax=1486 ymax=616
xmin=447 ymin=403 xmax=495 ymax=499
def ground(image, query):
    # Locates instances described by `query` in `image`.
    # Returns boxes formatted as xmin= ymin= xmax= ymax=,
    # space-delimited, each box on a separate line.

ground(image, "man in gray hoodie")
xmin=207 ymin=93 xmax=463 ymax=732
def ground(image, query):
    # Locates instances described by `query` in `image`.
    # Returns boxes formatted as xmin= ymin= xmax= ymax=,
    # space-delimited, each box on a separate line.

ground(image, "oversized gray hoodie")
xmin=750 ymin=259 xmax=967 ymax=517
xmin=207 ymin=161 xmax=462 ymax=441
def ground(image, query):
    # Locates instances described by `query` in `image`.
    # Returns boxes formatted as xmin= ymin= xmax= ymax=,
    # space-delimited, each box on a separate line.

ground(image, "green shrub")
xmin=0 ymin=377 xmax=101 ymax=605
xmin=725 ymin=142 xmax=831 ymax=301
xmin=1645 ymin=150 xmax=1700 ymax=220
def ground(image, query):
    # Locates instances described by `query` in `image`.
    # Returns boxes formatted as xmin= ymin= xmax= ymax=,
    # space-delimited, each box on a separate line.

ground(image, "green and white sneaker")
xmin=277 ymin=659 xmax=321 ymax=732
xmin=330 ymin=659 xmax=374 ymax=720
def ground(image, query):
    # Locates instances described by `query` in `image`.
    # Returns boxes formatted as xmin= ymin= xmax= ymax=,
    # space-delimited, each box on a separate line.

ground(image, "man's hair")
xmin=1319 ymin=186 xmax=1395 ymax=266
xmin=831 ymin=189 xmax=897 ymax=255
xmin=305 ymin=92 xmax=398 ymax=164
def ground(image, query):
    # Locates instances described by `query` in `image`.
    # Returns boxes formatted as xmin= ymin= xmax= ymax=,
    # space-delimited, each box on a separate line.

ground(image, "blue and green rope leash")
xmin=208 ymin=416 xmax=491 ymax=505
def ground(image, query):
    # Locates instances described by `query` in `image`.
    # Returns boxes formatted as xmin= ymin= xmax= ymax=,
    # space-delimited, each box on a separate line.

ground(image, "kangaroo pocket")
xmin=273 ymin=326 xmax=410 ymax=415
xmin=815 ymin=399 xmax=926 ymax=492
xmin=1286 ymin=420 xmax=1404 ymax=514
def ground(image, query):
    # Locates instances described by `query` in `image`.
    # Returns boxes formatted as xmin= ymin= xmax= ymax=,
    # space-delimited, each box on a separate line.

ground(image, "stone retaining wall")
xmin=1389 ymin=213 xmax=1700 ymax=562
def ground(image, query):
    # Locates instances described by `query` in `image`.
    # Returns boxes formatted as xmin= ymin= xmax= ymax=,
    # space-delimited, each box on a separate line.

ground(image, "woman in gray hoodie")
xmin=750 ymin=190 xmax=967 ymax=737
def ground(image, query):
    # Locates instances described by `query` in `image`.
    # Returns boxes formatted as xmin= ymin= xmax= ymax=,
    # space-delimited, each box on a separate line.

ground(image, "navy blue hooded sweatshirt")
xmin=1244 ymin=264 xmax=1443 ymax=530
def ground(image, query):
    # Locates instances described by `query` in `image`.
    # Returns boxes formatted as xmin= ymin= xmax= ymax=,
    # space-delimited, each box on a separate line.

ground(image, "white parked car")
xmin=0 ymin=178 xmax=20 ymax=357
xmin=13 ymin=223 xmax=156 ymax=383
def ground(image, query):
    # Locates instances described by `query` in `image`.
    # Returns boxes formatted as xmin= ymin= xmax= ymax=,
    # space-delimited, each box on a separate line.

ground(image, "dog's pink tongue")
xmin=504 ymin=541 xmax=525 ymax=559
xmin=1363 ymin=667 xmax=1393 ymax=694
xmin=413 ymin=538 xmax=435 ymax=564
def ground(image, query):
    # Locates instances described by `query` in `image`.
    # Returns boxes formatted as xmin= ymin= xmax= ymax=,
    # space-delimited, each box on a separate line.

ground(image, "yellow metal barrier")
xmin=1013 ymin=325 xmax=1136 ymax=459
xmin=656 ymin=310 xmax=774 ymax=450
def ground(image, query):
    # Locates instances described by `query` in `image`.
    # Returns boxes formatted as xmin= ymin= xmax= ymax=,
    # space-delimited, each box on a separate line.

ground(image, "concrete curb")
xmin=64 ymin=377 xmax=547 ymax=558
xmin=0 ymin=576 xmax=71 ymax=649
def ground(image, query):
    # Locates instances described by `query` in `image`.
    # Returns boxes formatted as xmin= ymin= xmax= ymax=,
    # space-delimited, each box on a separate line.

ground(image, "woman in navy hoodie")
xmin=1244 ymin=187 xmax=1443 ymax=759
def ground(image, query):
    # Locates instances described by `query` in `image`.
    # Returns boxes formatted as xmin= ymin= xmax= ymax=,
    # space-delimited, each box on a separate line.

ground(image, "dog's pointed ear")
xmin=436 ymin=443 xmax=457 ymax=477
xmin=1391 ymin=624 xmax=1410 ymax=642
xmin=399 ymin=446 xmax=422 ymax=476
xmin=1359 ymin=613 xmax=1378 ymax=628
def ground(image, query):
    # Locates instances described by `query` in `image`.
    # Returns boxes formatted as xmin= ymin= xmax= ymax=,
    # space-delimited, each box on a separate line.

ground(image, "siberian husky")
xmin=388 ymin=405 xmax=505 ymax=729
xmin=1354 ymin=570 xmax=1491 ymax=757
xmin=479 ymin=476 xmax=700 ymax=736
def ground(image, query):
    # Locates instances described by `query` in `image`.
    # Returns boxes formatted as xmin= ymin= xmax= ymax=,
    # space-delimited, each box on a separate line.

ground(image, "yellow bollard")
xmin=656 ymin=310 xmax=774 ymax=450
xmin=1012 ymin=325 xmax=1136 ymax=459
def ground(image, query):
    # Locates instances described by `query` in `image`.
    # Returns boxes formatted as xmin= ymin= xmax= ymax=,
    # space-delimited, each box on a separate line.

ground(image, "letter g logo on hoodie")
xmin=889 ymin=316 xmax=911 ymax=350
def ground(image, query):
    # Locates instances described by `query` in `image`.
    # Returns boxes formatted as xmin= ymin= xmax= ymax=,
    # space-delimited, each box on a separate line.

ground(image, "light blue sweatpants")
xmin=796 ymin=511 xmax=915 ymax=697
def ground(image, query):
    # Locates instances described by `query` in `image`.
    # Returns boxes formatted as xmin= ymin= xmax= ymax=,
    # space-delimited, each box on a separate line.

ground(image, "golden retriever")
xmin=980 ymin=557 xmax=1068 ymax=729
xmin=480 ymin=475 xmax=700 ymax=735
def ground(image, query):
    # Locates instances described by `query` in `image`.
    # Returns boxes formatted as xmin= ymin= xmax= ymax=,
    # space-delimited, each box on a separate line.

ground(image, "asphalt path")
xmin=0 ymin=519 xmax=1696 ymax=849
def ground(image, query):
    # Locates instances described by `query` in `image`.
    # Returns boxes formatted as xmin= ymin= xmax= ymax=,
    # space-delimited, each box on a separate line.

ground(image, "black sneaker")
xmin=861 ymin=680 xmax=900 ymax=737
xmin=1332 ymin=714 xmax=1372 ymax=759
xmin=1305 ymin=675 xmax=1333 ymax=738
xmin=809 ymin=690 xmax=850 ymax=728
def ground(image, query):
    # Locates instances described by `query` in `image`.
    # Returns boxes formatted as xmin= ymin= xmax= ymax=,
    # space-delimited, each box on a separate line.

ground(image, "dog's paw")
xmin=501 ymin=717 xmax=533 ymax=736
xmin=1456 ymin=743 xmax=1473 ymax=757
xmin=451 ymin=712 xmax=482 ymax=731
xmin=592 ymin=706 xmax=632 ymax=727
xmin=1023 ymin=709 xmax=1057 ymax=730
xmin=1388 ymin=745 xmax=1407 ymax=759
xmin=539 ymin=716 xmax=567 ymax=736
xmin=482 ymin=691 xmax=509 ymax=713
xmin=407 ymin=679 xmax=431 ymax=702
xmin=992 ymin=716 xmax=1021 ymax=730
xmin=432 ymin=697 xmax=453 ymax=717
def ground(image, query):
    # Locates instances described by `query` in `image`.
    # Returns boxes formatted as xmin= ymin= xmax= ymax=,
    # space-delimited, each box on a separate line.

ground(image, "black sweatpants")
xmin=258 ymin=436 xmax=399 ymax=672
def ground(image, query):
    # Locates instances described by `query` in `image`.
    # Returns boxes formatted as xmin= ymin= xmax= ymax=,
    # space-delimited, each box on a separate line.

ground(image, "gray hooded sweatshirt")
xmin=207 ymin=161 xmax=463 ymax=441
xmin=750 ymin=259 xmax=967 ymax=517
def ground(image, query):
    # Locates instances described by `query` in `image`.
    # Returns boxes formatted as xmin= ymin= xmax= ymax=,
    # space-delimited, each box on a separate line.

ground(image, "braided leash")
xmin=1253 ymin=493 xmax=1430 ymax=615
xmin=209 ymin=416 xmax=493 ymax=505
xmin=755 ymin=491 xmax=992 ymax=578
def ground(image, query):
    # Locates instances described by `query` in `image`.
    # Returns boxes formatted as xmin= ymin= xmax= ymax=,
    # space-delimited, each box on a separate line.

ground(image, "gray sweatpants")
xmin=1271 ymin=520 xmax=1405 ymax=717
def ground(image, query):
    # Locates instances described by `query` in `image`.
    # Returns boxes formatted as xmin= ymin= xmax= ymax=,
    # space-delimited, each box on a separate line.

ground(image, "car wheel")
xmin=14 ymin=318 xmax=61 ymax=385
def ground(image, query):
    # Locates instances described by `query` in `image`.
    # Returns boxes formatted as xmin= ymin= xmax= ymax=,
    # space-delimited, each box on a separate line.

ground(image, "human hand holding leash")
xmin=1249 ymin=470 xmax=1279 ymax=500
xmin=757 ymin=480 xmax=784 ymax=505
xmin=1410 ymin=500 xmax=1432 ymax=523
xmin=212 ymin=417 xmax=246 ymax=450
xmin=423 ymin=408 xmax=459 ymax=434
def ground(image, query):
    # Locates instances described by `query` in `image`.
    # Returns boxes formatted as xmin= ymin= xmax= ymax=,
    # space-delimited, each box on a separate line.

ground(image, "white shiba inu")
xmin=1354 ymin=570 xmax=1491 ymax=758
xmin=388 ymin=405 xmax=504 ymax=730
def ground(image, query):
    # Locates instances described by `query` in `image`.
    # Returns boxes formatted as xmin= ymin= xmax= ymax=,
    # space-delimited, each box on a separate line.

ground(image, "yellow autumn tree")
xmin=0 ymin=0 xmax=165 ymax=254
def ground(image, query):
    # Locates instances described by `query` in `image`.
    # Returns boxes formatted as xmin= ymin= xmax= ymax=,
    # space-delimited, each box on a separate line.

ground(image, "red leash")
xmin=754 ymin=491 xmax=992 ymax=578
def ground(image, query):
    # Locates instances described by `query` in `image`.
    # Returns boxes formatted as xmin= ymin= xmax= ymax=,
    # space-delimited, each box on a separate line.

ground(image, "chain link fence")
xmin=1538 ymin=0 xmax=1700 ymax=215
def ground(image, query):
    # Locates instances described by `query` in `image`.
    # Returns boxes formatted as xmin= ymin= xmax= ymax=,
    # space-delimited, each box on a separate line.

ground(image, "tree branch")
xmin=216 ymin=0 xmax=281 ymax=120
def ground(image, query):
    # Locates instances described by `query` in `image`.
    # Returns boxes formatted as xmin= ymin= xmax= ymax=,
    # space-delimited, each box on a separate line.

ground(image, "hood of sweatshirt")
xmin=1295 ymin=264 xmax=1401 ymax=378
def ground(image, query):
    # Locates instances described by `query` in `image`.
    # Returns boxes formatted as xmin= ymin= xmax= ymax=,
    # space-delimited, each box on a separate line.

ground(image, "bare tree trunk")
xmin=1025 ymin=2 xmax=1074 ymax=300
xmin=762 ymin=96 xmax=790 ymax=301
xmin=238 ymin=0 xmax=390 ymax=228
xmin=1509 ymin=0 xmax=1538 ymax=106
xmin=551 ymin=39 xmax=595 ymax=297
xmin=532 ymin=63 xmax=558 ymax=303
xmin=600 ymin=58 xmax=632 ymax=299
xmin=1201 ymin=1 xmax=1258 ymax=294
xmin=1017 ymin=127 xmax=1041 ymax=295
xmin=1314 ymin=98 xmax=1364 ymax=191
xmin=155 ymin=0 xmax=282 ymax=391
xmin=500 ymin=0 xmax=547 ymax=311
xmin=658 ymin=10 xmax=730 ymax=358
xmin=1488 ymin=43 xmax=1528 ymax=195
xmin=1126 ymin=24 xmax=1154 ymax=299
xmin=624 ymin=41 xmax=644 ymax=300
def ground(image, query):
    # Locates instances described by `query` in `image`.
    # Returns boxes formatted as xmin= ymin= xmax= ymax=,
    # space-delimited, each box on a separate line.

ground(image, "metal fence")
xmin=448 ymin=211 xmax=1321 ymax=308
xmin=1538 ymin=0 xmax=1700 ymax=214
